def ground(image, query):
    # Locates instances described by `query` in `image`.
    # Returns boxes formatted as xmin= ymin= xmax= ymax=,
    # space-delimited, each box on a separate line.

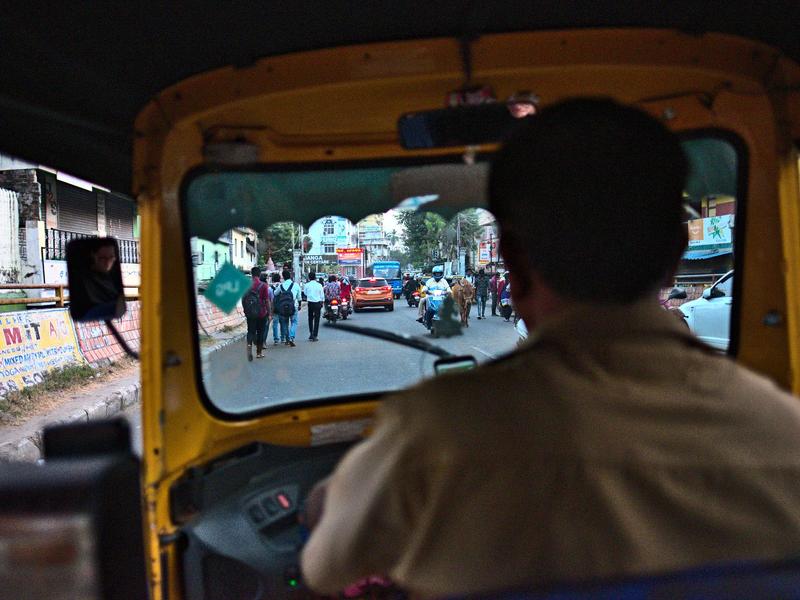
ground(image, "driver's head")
xmin=490 ymin=98 xmax=687 ymax=304
xmin=432 ymin=266 xmax=444 ymax=281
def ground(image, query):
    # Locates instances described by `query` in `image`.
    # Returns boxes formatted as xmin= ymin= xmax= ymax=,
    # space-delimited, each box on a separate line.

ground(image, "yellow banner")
xmin=0 ymin=308 xmax=85 ymax=396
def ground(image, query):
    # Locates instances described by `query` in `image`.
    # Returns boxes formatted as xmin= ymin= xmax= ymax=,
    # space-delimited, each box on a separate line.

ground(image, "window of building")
xmin=323 ymin=219 xmax=334 ymax=235
xmin=323 ymin=244 xmax=335 ymax=253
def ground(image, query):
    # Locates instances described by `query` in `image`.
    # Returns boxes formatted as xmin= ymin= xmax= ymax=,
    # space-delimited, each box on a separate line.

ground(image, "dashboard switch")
xmin=262 ymin=496 xmax=279 ymax=515
xmin=276 ymin=492 xmax=291 ymax=509
xmin=248 ymin=504 xmax=265 ymax=523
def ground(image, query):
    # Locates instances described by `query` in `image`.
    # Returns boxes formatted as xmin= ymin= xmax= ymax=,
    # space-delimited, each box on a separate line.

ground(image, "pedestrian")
xmin=269 ymin=272 xmax=283 ymax=345
xmin=474 ymin=268 xmax=489 ymax=319
xmin=489 ymin=271 xmax=499 ymax=316
xmin=274 ymin=269 xmax=301 ymax=347
xmin=500 ymin=273 xmax=513 ymax=321
xmin=304 ymin=271 xmax=324 ymax=342
xmin=241 ymin=266 xmax=270 ymax=361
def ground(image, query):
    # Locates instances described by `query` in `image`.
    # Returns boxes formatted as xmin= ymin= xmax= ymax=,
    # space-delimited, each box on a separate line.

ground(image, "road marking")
xmin=471 ymin=346 xmax=496 ymax=360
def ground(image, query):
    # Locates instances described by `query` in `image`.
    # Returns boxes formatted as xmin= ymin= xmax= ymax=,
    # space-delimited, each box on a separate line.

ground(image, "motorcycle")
xmin=407 ymin=290 xmax=420 ymax=308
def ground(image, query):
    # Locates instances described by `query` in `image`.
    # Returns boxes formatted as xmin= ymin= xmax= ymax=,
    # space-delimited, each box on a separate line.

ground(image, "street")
xmin=203 ymin=299 xmax=520 ymax=413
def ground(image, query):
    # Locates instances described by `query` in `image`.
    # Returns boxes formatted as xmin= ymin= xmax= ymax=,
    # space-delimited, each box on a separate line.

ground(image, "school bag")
xmin=274 ymin=282 xmax=297 ymax=317
xmin=242 ymin=282 xmax=264 ymax=318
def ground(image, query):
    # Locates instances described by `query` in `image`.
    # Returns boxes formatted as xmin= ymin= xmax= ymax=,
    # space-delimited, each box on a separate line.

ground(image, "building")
xmin=306 ymin=216 xmax=358 ymax=271
xmin=229 ymin=227 xmax=259 ymax=272
xmin=0 ymin=154 xmax=140 ymax=292
xmin=191 ymin=237 xmax=231 ymax=284
xmin=357 ymin=214 xmax=390 ymax=264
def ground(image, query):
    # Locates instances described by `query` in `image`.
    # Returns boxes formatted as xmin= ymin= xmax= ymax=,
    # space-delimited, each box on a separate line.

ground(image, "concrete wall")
xmin=0 ymin=169 xmax=40 ymax=222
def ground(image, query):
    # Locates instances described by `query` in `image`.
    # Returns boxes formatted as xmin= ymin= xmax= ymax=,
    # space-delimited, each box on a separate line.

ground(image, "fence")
xmin=0 ymin=283 xmax=139 ymax=307
xmin=44 ymin=228 xmax=140 ymax=263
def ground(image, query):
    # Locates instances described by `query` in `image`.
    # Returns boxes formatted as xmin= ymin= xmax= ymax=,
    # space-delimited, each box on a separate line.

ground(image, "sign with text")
xmin=687 ymin=215 xmax=735 ymax=250
xmin=203 ymin=262 xmax=251 ymax=314
xmin=337 ymin=247 xmax=363 ymax=266
xmin=478 ymin=240 xmax=498 ymax=265
xmin=0 ymin=308 xmax=84 ymax=396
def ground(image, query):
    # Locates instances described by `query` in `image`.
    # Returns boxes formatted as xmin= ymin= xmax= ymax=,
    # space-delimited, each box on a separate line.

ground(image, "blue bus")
xmin=370 ymin=260 xmax=403 ymax=298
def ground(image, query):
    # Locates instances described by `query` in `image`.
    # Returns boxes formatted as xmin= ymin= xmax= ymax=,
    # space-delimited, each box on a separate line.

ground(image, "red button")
xmin=276 ymin=493 xmax=291 ymax=509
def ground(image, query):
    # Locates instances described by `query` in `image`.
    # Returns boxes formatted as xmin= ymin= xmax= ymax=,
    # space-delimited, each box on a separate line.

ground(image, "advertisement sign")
xmin=0 ymin=308 xmax=85 ymax=396
xmin=478 ymin=240 xmax=498 ymax=265
xmin=337 ymin=247 xmax=363 ymax=266
xmin=687 ymin=215 xmax=735 ymax=250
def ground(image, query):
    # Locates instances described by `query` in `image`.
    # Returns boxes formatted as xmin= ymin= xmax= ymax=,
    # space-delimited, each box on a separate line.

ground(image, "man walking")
xmin=474 ymin=268 xmax=489 ymax=319
xmin=242 ymin=266 xmax=270 ymax=361
xmin=304 ymin=271 xmax=324 ymax=342
xmin=489 ymin=271 xmax=499 ymax=316
xmin=274 ymin=269 xmax=301 ymax=347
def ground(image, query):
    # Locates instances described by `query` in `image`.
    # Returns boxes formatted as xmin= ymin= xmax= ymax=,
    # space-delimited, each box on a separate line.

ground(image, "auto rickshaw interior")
xmin=1 ymin=5 xmax=800 ymax=600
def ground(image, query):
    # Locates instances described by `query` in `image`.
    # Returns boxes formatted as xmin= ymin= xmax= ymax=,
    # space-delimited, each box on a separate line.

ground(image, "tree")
xmin=396 ymin=210 xmax=447 ymax=267
xmin=258 ymin=222 xmax=297 ymax=266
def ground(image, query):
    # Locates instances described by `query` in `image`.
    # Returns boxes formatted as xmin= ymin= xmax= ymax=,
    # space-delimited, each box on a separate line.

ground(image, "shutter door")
xmin=57 ymin=183 xmax=97 ymax=234
xmin=106 ymin=194 xmax=135 ymax=239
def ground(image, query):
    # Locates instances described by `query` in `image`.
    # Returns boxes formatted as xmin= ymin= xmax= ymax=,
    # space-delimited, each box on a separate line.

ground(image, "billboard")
xmin=478 ymin=240 xmax=498 ymax=265
xmin=0 ymin=308 xmax=84 ymax=396
xmin=687 ymin=215 xmax=735 ymax=250
xmin=336 ymin=247 xmax=363 ymax=266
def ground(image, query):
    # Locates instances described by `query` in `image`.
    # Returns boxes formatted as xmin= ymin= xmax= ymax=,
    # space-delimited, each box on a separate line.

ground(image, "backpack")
xmin=242 ymin=282 xmax=264 ymax=319
xmin=274 ymin=282 xmax=297 ymax=317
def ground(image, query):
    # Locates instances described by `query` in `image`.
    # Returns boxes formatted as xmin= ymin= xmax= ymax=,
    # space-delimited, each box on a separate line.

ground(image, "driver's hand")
xmin=300 ymin=477 xmax=329 ymax=531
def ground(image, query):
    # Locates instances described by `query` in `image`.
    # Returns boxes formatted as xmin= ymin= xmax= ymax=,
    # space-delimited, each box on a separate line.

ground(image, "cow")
xmin=451 ymin=278 xmax=476 ymax=327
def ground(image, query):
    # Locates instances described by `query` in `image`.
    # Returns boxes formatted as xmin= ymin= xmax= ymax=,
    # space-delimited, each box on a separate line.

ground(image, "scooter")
xmin=423 ymin=288 xmax=447 ymax=331
xmin=338 ymin=297 xmax=351 ymax=320
xmin=324 ymin=299 xmax=340 ymax=324
xmin=407 ymin=290 xmax=420 ymax=308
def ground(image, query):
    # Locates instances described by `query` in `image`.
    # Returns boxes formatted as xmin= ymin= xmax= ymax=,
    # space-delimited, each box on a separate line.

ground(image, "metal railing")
xmin=44 ymin=228 xmax=140 ymax=263
xmin=44 ymin=228 xmax=91 ymax=260
xmin=0 ymin=284 xmax=139 ymax=307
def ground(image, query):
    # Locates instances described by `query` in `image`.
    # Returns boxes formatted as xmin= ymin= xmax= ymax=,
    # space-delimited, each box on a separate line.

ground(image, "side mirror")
xmin=433 ymin=355 xmax=477 ymax=375
xmin=702 ymin=287 xmax=713 ymax=300
xmin=667 ymin=287 xmax=687 ymax=300
xmin=66 ymin=237 xmax=126 ymax=322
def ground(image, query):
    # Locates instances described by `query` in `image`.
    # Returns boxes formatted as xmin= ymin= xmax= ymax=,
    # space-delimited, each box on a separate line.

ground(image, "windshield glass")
xmin=185 ymin=137 xmax=739 ymax=414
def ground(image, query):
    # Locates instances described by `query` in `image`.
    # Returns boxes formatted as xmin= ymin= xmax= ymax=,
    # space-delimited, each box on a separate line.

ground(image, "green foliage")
xmin=396 ymin=209 xmax=482 ymax=269
xmin=259 ymin=222 xmax=298 ymax=266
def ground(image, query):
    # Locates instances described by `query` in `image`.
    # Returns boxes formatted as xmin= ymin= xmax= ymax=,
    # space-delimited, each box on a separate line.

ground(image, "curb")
xmin=0 ymin=381 xmax=142 ymax=463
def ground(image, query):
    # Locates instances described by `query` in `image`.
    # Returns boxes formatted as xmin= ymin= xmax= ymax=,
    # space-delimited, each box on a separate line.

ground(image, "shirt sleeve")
xmin=300 ymin=404 xmax=415 ymax=593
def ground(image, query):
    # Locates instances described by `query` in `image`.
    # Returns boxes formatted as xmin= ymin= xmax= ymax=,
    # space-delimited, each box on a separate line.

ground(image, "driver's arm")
xmin=301 ymin=404 xmax=414 ymax=593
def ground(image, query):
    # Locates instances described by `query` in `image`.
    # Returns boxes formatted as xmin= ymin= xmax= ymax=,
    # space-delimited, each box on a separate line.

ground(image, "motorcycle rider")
xmin=422 ymin=265 xmax=451 ymax=329
xmin=324 ymin=274 xmax=341 ymax=319
xmin=339 ymin=275 xmax=352 ymax=316
xmin=402 ymin=275 xmax=418 ymax=304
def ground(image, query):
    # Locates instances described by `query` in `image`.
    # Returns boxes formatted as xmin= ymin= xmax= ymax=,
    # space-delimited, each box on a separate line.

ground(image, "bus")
xmin=369 ymin=260 xmax=403 ymax=298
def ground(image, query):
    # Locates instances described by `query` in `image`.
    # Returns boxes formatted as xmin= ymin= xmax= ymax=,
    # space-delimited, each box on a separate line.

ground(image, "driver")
xmin=421 ymin=265 xmax=450 ymax=328
xmin=301 ymin=99 xmax=800 ymax=597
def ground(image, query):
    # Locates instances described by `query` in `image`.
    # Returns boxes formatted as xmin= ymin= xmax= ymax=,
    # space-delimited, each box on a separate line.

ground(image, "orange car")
xmin=353 ymin=277 xmax=394 ymax=312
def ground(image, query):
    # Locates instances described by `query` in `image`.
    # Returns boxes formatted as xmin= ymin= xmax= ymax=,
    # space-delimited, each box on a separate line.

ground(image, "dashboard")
xmin=172 ymin=441 xmax=405 ymax=599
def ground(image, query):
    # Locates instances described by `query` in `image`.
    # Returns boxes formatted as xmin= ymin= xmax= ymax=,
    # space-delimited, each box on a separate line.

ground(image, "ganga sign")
xmin=0 ymin=308 xmax=84 ymax=396
xmin=204 ymin=262 xmax=251 ymax=313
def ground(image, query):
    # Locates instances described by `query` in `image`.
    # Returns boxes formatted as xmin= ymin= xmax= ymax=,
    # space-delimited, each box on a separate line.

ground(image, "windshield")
xmin=372 ymin=264 xmax=401 ymax=279
xmin=184 ymin=136 xmax=739 ymax=415
xmin=357 ymin=279 xmax=389 ymax=288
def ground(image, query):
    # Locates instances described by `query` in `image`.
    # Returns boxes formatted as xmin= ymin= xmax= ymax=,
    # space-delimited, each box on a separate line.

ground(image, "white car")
xmin=679 ymin=270 xmax=733 ymax=351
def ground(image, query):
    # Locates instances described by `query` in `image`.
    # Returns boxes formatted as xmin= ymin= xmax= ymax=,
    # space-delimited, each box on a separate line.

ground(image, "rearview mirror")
xmin=66 ymin=237 xmax=126 ymax=322
xmin=398 ymin=104 xmax=532 ymax=149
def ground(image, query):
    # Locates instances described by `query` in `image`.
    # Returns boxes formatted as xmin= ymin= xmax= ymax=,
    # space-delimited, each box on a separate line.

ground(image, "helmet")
xmin=432 ymin=265 xmax=444 ymax=281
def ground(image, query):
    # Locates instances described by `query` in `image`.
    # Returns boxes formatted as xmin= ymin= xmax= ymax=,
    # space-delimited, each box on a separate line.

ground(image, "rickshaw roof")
xmin=1 ymin=1 xmax=799 ymax=193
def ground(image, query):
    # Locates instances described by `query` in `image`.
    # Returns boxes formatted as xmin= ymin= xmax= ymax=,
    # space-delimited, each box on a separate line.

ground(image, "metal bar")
xmin=0 ymin=297 xmax=61 ymax=306
xmin=0 ymin=284 xmax=72 ymax=289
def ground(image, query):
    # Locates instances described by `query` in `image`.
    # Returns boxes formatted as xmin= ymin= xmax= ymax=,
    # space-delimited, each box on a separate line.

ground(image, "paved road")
xmin=203 ymin=299 xmax=520 ymax=413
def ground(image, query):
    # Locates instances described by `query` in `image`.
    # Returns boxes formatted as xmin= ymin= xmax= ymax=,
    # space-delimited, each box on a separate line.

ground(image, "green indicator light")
xmin=288 ymin=578 xmax=298 ymax=587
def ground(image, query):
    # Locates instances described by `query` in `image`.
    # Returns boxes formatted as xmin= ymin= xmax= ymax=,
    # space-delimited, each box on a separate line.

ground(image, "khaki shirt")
xmin=301 ymin=300 xmax=800 ymax=597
